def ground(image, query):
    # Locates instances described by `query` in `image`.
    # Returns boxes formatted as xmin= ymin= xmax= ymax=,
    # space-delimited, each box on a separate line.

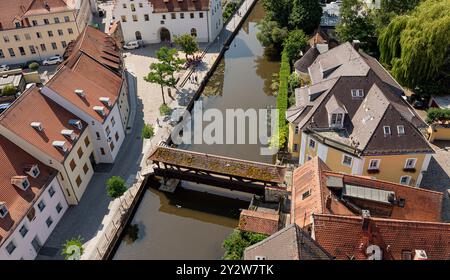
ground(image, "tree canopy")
xmin=283 ymin=30 xmax=308 ymax=62
xmin=173 ymin=34 xmax=199 ymax=60
xmin=256 ymin=18 xmax=288 ymax=50
xmin=288 ymin=0 xmax=323 ymax=34
xmin=378 ymin=0 xmax=450 ymax=93
xmin=222 ymin=230 xmax=267 ymax=260
xmin=106 ymin=176 xmax=127 ymax=199
xmin=336 ymin=0 xmax=377 ymax=55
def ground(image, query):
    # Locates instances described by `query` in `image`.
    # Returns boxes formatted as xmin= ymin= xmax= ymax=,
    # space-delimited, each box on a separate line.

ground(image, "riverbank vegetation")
xmin=223 ymin=1 xmax=239 ymax=22
xmin=222 ymin=230 xmax=268 ymax=260
xmin=426 ymin=108 xmax=450 ymax=124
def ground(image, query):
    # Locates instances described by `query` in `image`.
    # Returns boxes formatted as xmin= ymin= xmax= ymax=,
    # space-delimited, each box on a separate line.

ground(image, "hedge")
xmin=271 ymin=50 xmax=290 ymax=149
xmin=426 ymin=108 xmax=450 ymax=124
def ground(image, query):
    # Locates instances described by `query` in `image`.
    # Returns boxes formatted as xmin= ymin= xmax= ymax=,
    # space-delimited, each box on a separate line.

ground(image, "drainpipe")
xmin=206 ymin=10 xmax=210 ymax=43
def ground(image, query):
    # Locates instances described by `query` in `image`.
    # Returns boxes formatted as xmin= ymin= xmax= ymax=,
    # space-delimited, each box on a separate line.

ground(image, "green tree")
xmin=223 ymin=1 xmax=238 ymax=22
xmin=374 ymin=0 xmax=421 ymax=28
xmin=144 ymin=46 xmax=185 ymax=104
xmin=282 ymin=29 xmax=308 ymax=62
xmin=61 ymin=236 xmax=84 ymax=260
xmin=106 ymin=176 xmax=127 ymax=199
xmin=336 ymin=0 xmax=377 ymax=55
xmin=28 ymin=62 xmax=40 ymax=71
xmin=378 ymin=0 xmax=450 ymax=93
xmin=261 ymin=0 xmax=291 ymax=27
xmin=159 ymin=103 xmax=172 ymax=116
xmin=142 ymin=124 xmax=155 ymax=139
xmin=288 ymin=0 xmax=323 ymax=34
xmin=173 ymin=34 xmax=199 ymax=60
xmin=1 ymin=84 xmax=16 ymax=96
xmin=426 ymin=108 xmax=450 ymax=124
xmin=222 ymin=230 xmax=267 ymax=260
xmin=256 ymin=18 xmax=288 ymax=50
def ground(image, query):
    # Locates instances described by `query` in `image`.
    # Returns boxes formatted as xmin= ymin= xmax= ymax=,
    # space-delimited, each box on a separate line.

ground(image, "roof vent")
xmin=75 ymin=89 xmax=85 ymax=98
xmin=414 ymin=250 xmax=427 ymax=260
xmin=31 ymin=122 xmax=43 ymax=131
xmin=24 ymin=164 xmax=40 ymax=178
xmin=69 ymin=119 xmax=83 ymax=130
xmin=99 ymin=97 xmax=111 ymax=107
xmin=61 ymin=129 xmax=77 ymax=141
xmin=93 ymin=106 xmax=106 ymax=117
xmin=11 ymin=175 xmax=31 ymax=191
xmin=0 ymin=202 xmax=8 ymax=218
xmin=52 ymin=140 xmax=68 ymax=153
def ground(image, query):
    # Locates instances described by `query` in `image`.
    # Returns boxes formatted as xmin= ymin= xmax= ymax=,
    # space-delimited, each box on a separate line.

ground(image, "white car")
xmin=42 ymin=55 xmax=63 ymax=66
xmin=123 ymin=41 xmax=140 ymax=50
xmin=0 ymin=65 xmax=9 ymax=72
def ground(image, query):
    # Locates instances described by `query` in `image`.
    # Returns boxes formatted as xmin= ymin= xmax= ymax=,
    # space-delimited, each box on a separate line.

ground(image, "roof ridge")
xmin=322 ymin=170 xmax=444 ymax=196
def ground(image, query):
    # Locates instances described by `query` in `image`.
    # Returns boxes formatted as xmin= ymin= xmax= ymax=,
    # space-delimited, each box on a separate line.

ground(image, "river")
xmin=112 ymin=1 xmax=280 ymax=260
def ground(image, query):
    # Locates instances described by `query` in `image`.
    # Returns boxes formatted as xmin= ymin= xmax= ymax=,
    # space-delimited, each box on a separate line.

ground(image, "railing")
xmin=85 ymin=173 xmax=146 ymax=260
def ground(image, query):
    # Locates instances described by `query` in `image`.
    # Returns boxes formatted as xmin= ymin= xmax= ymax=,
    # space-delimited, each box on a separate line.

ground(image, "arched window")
xmin=135 ymin=31 xmax=142 ymax=40
xmin=190 ymin=28 xmax=197 ymax=37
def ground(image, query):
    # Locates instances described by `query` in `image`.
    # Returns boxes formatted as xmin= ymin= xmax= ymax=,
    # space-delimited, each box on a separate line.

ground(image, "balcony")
xmin=367 ymin=168 xmax=380 ymax=174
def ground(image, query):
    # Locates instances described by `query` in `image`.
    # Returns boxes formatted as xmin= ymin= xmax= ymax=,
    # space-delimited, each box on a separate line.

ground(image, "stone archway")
xmin=160 ymin=28 xmax=171 ymax=42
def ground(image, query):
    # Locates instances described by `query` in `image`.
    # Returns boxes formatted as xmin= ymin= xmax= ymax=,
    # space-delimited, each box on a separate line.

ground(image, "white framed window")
xmin=400 ymin=176 xmax=411 ymax=185
xmin=330 ymin=113 xmax=344 ymax=127
xmin=342 ymin=154 xmax=353 ymax=167
xmin=6 ymin=241 xmax=16 ymax=255
xmin=404 ymin=158 xmax=417 ymax=169
xmin=19 ymin=224 xmax=28 ymax=237
xmin=397 ymin=125 xmax=405 ymax=135
xmin=383 ymin=126 xmax=391 ymax=135
xmin=351 ymin=89 xmax=364 ymax=98
xmin=48 ymin=186 xmax=55 ymax=197
xmin=368 ymin=159 xmax=380 ymax=170
xmin=37 ymin=200 xmax=46 ymax=212
xmin=309 ymin=139 xmax=316 ymax=149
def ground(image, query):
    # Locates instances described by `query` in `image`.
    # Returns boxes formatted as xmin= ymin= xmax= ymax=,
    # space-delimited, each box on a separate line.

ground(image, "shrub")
xmin=61 ymin=236 xmax=84 ymax=260
xmin=426 ymin=108 xmax=450 ymax=124
xmin=0 ymin=85 xmax=16 ymax=96
xmin=106 ymin=176 xmax=127 ymax=199
xmin=159 ymin=103 xmax=172 ymax=116
xmin=142 ymin=123 xmax=155 ymax=139
xmin=223 ymin=2 xmax=238 ymax=22
xmin=28 ymin=62 xmax=40 ymax=71
xmin=222 ymin=230 xmax=267 ymax=260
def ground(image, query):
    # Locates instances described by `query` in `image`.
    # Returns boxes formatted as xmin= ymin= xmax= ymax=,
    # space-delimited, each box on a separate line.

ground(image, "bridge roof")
xmin=148 ymin=146 xmax=286 ymax=184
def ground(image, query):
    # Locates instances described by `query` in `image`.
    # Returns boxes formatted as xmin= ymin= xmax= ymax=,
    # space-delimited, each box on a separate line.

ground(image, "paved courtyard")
xmin=420 ymin=141 xmax=450 ymax=222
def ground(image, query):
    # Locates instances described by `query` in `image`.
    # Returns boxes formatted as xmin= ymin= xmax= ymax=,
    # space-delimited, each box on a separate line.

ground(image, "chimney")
xmin=361 ymin=209 xmax=370 ymax=231
xmin=352 ymin=40 xmax=360 ymax=51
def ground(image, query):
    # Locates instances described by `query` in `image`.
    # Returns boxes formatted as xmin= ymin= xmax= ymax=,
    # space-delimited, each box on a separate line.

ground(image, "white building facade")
xmin=0 ymin=176 xmax=68 ymax=260
xmin=113 ymin=0 xmax=223 ymax=44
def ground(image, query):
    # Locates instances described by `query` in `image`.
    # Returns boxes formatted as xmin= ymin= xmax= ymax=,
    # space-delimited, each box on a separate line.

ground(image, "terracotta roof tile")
xmin=0 ymin=135 xmax=57 ymax=245
xmin=238 ymin=210 xmax=279 ymax=235
xmin=0 ymin=86 xmax=87 ymax=162
xmin=313 ymin=214 xmax=450 ymax=260
xmin=149 ymin=0 xmax=210 ymax=13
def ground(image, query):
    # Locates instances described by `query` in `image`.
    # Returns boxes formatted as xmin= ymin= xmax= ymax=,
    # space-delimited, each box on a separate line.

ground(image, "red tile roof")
xmin=238 ymin=210 xmax=279 ymax=235
xmin=312 ymin=214 xmax=450 ymax=260
xmin=291 ymin=157 xmax=444 ymax=226
xmin=149 ymin=0 xmax=210 ymax=13
xmin=291 ymin=157 xmax=354 ymax=227
xmin=0 ymin=86 xmax=87 ymax=162
xmin=0 ymin=0 xmax=71 ymax=30
xmin=63 ymin=26 xmax=122 ymax=72
xmin=0 ymin=135 xmax=57 ymax=245
xmin=324 ymin=171 xmax=443 ymax=222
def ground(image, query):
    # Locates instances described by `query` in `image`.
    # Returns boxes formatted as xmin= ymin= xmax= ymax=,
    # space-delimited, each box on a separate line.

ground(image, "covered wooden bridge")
xmin=147 ymin=145 xmax=287 ymax=195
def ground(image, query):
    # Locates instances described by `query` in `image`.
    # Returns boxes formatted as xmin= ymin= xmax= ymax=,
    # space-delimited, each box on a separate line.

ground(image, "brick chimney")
xmin=361 ymin=209 xmax=371 ymax=231
xmin=352 ymin=40 xmax=361 ymax=51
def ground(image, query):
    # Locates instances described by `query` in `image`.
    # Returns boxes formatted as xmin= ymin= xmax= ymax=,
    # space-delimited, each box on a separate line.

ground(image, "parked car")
xmin=412 ymin=100 xmax=426 ymax=110
xmin=0 ymin=65 xmax=9 ymax=72
xmin=42 ymin=55 xmax=63 ymax=66
xmin=123 ymin=41 xmax=140 ymax=50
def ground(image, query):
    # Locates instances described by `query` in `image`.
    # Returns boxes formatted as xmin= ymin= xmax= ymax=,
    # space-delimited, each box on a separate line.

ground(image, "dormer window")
xmin=330 ymin=113 xmax=344 ymax=127
xmin=31 ymin=122 xmax=43 ymax=131
xmin=0 ymin=202 xmax=9 ymax=218
xmin=11 ymin=176 xmax=30 ymax=191
xmin=25 ymin=164 xmax=40 ymax=178
xmin=61 ymin=129 xmax=77 ymax=141
xmin=351 ymin=89 xmax=364 ymax=98
xmin=52 ymin=141 xmax=68 ymax=153
xmin=93 ymin=106 xmax=106 ymax=117
xmin=383 ymin=126 xmax=391 ymax=135
xmin=75 ymin=89 xmax=85 ymax=98
xmin=99 ymin=97 xmax=111 ymax=108
xmin=69 ymin=119 xmax=83 ymax=130
xmin=397 ymin=125 xmax=405 ymax=135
